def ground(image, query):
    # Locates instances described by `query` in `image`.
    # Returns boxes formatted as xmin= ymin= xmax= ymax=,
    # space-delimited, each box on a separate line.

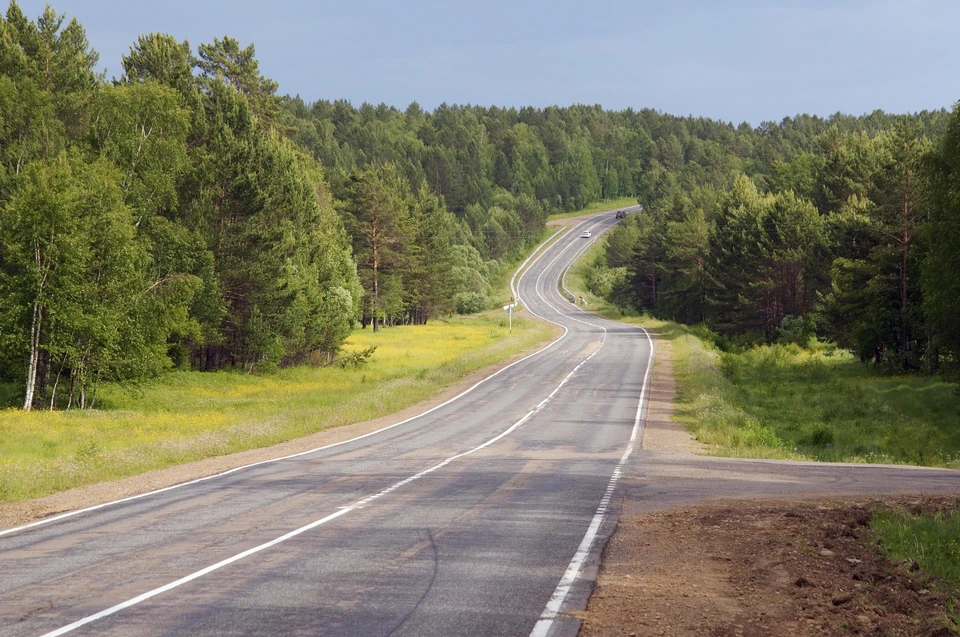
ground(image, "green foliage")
xmin=454 ymin=291 xmax=489 ymax=315
xmin=924 ymin=108 xmax=960 ymax=375
xmin=872 ymin=507 xmax=960 ymax=586
xmin=679 ymin=337 xmax=960 ymax=466
xmin=0 ymin=4 xmax=361 ymax=407
xmin=0 ymin=152 xmax=195 ymax=407
xmin=572 ymin=107 xmax=957 ymax=382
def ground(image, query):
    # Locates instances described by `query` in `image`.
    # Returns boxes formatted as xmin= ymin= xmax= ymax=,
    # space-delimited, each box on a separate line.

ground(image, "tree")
xmin=923 ymin=106 xmax=960 ymax=373
xmin=338 ymin=164 xmax=414 ymax=332
xmin=121 ymin=33 xmax=196 ymax=98
xmin=870 ymin=122 xmax=930 ymax=367
xmin=0 ymin=153 xmax=195 ymax=409
xmin=822 ymin=123 xmax=930 ymax=367
xmin=196 ymin=36 xmax=279 ymax=122
xmin=706 ymin=176 xmax=825 ymax=340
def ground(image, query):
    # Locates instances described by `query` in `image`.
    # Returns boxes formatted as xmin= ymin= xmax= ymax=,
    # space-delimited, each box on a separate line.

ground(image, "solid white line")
xmin=0 ymin=226 xmax=586 ymax=540
xmin=511 ymin=228 xmax=565 ymax=302
xmin=38 ymin=245 xmax=616 ymax=636
xmin=529 ymin=326 xmax=655 ymax=637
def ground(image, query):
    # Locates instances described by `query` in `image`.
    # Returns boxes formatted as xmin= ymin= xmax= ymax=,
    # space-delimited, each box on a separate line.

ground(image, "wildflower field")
xmin=0 ymin=314 xmax=554 ymax=502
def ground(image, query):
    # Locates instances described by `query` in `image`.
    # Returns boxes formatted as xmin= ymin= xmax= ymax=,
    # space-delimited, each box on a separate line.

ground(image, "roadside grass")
xmin=0 ymin=314 xmax=554 ymax=503
xmin=872 ymin=506 xmax=960 ymax=587
xmin=565 ymin=237 xmax=960 ymax=469
xmin=564 ymin=237 xmax=639 ymax=316
xmin=491 ymin=226 xmax=564 ymax=303
xmin=547 ymin=196 xmax=637 ymax=222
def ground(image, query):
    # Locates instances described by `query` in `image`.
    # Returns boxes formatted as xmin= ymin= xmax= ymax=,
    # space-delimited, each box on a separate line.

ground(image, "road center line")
xmin=39 ymin=228 xmax=614 ymax=637
xmin=2 ymin=222 xmax=605 ymax=540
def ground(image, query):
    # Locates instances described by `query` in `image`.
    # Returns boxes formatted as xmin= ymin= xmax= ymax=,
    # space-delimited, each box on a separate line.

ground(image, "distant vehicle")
xmin=615 ymin=210 xmax=625 ymax=219
xmin=580 ymin=231 xmax=592 ymax=238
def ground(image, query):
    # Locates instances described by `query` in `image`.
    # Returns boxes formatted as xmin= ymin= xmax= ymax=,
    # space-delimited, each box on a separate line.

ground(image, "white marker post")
xmin=503 ymin=301 xmax=517 ymax=333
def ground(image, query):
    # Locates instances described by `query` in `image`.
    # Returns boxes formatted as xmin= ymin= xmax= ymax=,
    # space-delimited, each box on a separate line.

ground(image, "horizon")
xmin=11 ymin=0 xmax=960 ymax=127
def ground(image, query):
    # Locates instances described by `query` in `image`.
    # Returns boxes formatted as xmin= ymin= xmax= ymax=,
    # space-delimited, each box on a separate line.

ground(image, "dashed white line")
xmin=1 ymin=224 xmax=591 ymax=541
xmin=36 ymin=222 xmax=620 ymax=637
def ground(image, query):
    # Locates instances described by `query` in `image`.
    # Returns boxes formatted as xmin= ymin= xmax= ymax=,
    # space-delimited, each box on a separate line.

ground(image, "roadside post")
xmin=503 ymin=300 xmax=517 ymax=333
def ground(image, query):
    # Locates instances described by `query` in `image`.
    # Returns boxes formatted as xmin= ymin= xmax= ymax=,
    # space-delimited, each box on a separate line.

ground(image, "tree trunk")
xmin=49 ymin=354 xmax=67 ymax=410
xmin=650 ymin=257 xmax=657 ymax=309
xmin=900 ymin=172 xmax=911 ymax=365
xmin=901 ymin=235 xmax=909 ymax=358
xmin=372 ymin=258 xmax=380 ymax=333
xmin=23 ymin=303 xmax=42 ymax=411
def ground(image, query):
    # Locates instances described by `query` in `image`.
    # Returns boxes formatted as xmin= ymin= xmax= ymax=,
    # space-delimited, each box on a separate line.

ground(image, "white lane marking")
xmin=38 ymin=286 xmax=615 ymax=637
xmin=1 ymin=226 xmax=587 ymax=540
xmin=529 ymin=325 xmax=654 ymax=637
xmin=511 ymin=228 xmax=565 ymax=301
xmin=560 ymin=219 xmax=609 ymax=302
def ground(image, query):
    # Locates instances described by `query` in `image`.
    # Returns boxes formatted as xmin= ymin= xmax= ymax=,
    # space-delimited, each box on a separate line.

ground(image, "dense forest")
xmin=584 ymin=110 xmax=960 ymax=377
xmin=2 ymin=3 xmax=959 ymax=412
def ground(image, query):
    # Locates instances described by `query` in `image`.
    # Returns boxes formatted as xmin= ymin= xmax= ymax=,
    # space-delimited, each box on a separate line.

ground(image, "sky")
xmin=14 ymin=0 xmax=960 ymax=125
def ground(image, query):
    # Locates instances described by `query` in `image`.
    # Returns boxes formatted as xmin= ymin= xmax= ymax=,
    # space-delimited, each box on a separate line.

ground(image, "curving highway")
xmin=0 ymin=208 xmax=652 ymax=637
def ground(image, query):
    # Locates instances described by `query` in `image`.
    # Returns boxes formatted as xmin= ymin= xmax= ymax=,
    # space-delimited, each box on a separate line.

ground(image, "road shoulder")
xmin=640 ymin=332 xmax=707 ymax=454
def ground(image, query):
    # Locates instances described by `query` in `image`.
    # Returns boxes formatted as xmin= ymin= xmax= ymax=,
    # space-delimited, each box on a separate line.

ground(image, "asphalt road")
xmin=0 ymin=209 xmax=649 ymax=637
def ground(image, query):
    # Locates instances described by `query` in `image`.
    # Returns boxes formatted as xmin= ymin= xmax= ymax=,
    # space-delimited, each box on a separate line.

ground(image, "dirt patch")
xmin=578 ymin=497 xmax=960 ymax=636
xmin=582 ymin=325 xmax=959 ymax=636
xmin=0 ymin=329 xmax=561 ymax=532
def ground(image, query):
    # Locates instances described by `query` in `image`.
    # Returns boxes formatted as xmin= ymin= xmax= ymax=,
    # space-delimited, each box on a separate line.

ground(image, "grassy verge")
xmin=565 ymin=235 xmax=960 ymax=469
xmin=872 ymin=506 xmax=960 ymax=587
xmin=0 ymin=314 xmax=554 ymax=503
xmin=565 ymin=237 xmax=639 ymax=317
xmin=547 ymin=196 xmax=637 ymax=222
xmin=490 ymin=226 xmax=564 ymax=303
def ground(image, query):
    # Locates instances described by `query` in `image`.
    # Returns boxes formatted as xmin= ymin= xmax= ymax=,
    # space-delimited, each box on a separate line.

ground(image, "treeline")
xmin=0 ymin=3 xmax=545 ymax=411
xmin=0 ymin=5 xmax=365 ymax=410
xmin=4 ymin=2 xmax=957 ymax=411
xmin=587 ymin=114 xmax=960 ymax=375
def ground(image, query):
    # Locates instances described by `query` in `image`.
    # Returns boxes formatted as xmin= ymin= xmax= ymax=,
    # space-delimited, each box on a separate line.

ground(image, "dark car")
xmin=615 ymin=210 xmax=625 ymax=219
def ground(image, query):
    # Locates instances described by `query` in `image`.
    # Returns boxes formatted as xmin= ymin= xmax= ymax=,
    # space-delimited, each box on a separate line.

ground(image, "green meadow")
xmin=566 ymin=240 xmax=960 ymax=468
xmin=0 ymin=314 xmax=554 ymax=503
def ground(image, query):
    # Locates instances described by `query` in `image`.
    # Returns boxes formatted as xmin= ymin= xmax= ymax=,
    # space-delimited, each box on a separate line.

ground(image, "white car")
xmin=580 ymin=231 xmax=592 ymax=238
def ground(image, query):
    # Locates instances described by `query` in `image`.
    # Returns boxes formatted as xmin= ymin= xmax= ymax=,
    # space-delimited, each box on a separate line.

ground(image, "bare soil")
xmin=579 ymin=497 xmax=960 ymax=637
xmin=579 ymin=330 xmax=960 ymax=636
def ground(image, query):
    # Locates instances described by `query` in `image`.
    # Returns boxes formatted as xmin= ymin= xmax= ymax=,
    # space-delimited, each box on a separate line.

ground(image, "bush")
xmin=455 ymin=291 xmax=489 ymax=314
xmin=777 ymin=314 xmax=817 ymax=346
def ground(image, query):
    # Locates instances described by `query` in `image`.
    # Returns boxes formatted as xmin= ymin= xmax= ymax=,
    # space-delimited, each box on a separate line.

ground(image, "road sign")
xmin=503 ymin=302 xmax=517 ymax=332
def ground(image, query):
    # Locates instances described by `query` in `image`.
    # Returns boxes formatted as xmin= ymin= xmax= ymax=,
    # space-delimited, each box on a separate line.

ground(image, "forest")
xmin=585 ymin=110 xmax=960 ymax=377
xmin=2 ymin=2 xmax=959 ymax=412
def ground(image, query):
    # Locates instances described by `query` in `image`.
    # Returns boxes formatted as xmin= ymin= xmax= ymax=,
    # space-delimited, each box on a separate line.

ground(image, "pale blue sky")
xmin=14 ymin=0 xmax=960 ymax=124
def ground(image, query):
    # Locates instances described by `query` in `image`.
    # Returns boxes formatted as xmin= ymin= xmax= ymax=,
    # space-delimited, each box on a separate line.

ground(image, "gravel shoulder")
xmin=578 ymin=328 xmax=960 ymax=636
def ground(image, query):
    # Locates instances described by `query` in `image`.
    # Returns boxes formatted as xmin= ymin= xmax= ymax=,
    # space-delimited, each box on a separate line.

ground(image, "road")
xmin=5 ymin=207 xmax=956 ymax=637
xmin=0 ymin=209 xmax=648 ymax=637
